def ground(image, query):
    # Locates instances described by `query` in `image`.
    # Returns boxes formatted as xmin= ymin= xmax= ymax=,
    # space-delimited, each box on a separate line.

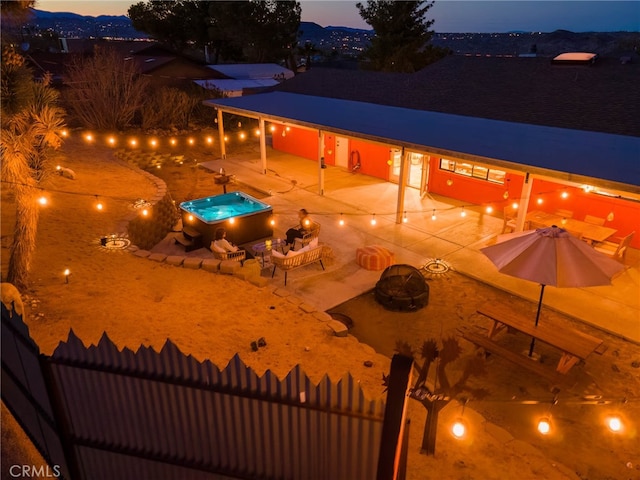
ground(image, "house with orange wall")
xmin=205 ymin=55 xmax=640 ymax=247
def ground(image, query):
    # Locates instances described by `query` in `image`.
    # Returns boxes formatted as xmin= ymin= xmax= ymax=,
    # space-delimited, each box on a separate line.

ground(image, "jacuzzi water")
xmin=180 ymin=191 xmax=271 ymax=223
xmin=179 ymin=192 xmax=273 ymax=246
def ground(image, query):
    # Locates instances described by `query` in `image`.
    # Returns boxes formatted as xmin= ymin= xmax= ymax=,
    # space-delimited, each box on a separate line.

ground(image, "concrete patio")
xmin=196 ymin=146 xmax=640 ymax=344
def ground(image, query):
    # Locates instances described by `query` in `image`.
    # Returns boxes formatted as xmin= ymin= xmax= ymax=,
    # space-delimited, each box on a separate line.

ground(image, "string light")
xmin=452 ymin=419 xmax=466 ymax=438
xmin=188 ymin=138 xmax=195 ymax=145
xmin=431 ymin=209 xmax=437 ymax=221
xmin=64 ymin=268 xmax=70 ymax=284
xmin=141 ymin=208 xmax=149 ymax=217
xmin=239 ymin=132 xmax=246 ymax=140
xmin=606 ymin=416 xmax=623 ymax=433
xmin=339 ymin=213 xmax=345 ymax=226
xmin=486 ymin=206 xmax=493 ymax=214
xmin=228 ymin=217 xmax=235 ymax=224
xmin=561 ymin=191 xmax=569 ymax=199
xmin=38 ymin=196 xmax=48 ymax=206
xmin=537 ymin=198 xmax=544 ymax=205
xmin=460 ymin=207 xmax=466 ymax=217
xmin=85 ymin=133 xmax=93 ymax=142
xmin=150 ymin=139 xmax=157 ymax=147
xmin=206 ymin=136 xmax=214 ymax=145
xmin=130 ymin=139 xmax=137 ymax=147
xmin=170 ymin=138 xmax=177 ymax=146
xmin=370 ymin=213 xmax=377 ymax=226
xmin=95 ymin=196 xmax=103 ymax=211
xmin=269 ymin=217 xmax=276 ymax=226
xmin=60 ymin=129 xmax=68 ymax=138
xmin=512 ymin=202 xmax=519 ymax=209
xmin=537 ymin=417 xmax=551 ymax=435
xmin=402 ymin=211 xmax=408 ymax=223
xmin=107 ymin=136 xmax=116 ymax=146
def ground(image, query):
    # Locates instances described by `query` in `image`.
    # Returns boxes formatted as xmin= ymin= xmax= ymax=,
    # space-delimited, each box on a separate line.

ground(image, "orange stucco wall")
xmin=271 ymin=127 xmax=639 ymax=248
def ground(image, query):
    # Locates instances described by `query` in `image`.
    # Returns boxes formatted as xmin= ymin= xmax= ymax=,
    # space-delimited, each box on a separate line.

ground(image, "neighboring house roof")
xmin=274 ymin=55 xmax=640 ymax=137
xmin=205 ymin=91 xmax=640 ymax=195
xmin=207 ymin=63 xmax=294 ymax=80
xmin=195 ymin=78 xmax=280 ymax=96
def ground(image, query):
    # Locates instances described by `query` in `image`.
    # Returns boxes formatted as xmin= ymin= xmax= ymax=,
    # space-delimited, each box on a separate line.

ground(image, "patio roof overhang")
xmin=204 ymin=92 xmax=640 ymax=198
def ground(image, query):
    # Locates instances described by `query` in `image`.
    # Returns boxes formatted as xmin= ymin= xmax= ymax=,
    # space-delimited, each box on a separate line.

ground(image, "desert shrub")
xmin=127 ymin=193 xmax=180 ymax=250
xmin=141 ymin=87 xmax=199 ymax=130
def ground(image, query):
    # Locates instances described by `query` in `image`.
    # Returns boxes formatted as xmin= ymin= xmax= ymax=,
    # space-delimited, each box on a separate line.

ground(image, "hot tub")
xmin=180 ymin=192 xmax=273 ymax=247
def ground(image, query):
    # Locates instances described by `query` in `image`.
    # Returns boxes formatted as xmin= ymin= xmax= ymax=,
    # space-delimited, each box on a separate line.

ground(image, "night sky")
xmin=37 ymin=0 xmax=640 ymax=32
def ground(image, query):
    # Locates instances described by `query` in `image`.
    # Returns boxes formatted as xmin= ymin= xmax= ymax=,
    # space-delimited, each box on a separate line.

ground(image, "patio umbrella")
xmin=480 ymin=225 xmax=624 ymax=356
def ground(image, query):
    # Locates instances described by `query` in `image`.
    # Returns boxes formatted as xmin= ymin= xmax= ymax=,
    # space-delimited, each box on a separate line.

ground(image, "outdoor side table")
xmin=252 ymin=239 xmax=287 ymax=267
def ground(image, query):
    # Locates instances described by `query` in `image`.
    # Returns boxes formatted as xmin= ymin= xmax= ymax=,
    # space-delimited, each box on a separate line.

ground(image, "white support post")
xmin=517 ymin=172 xmax=533 ymax=231
xmin=259 ymin=117 xmax=267 ymax=174
xmin=318 ymin=130 xmax=325 ymax=196
xmin=217 ymin=109 xmax=226 ymax=159
xmin=395 ymin=148 xmax=408 ymax=224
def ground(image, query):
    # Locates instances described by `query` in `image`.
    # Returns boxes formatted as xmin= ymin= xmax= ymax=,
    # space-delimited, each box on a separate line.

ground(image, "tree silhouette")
xmin=396 ymin=337 xmax=488 ymax=455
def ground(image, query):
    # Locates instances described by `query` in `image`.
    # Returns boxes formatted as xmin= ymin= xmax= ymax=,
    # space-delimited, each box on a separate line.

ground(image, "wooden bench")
xmin=477 ymin=302 xmax=606 ymax=374
xmin=175 ymin=226 xmax=203 ymax=252
xmin=271 ymin=245 xmax=325 ymax=286
xmin=460 ymin=330 xmax=565 ymax=385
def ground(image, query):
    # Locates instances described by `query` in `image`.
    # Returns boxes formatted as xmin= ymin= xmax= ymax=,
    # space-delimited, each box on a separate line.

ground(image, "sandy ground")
xmin=2 ymin=133 xmax=639 ymax=480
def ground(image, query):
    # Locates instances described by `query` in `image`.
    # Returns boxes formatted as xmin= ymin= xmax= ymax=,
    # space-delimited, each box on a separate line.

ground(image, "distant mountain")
xmin=29 ymin=9 xmax=146 ymax=39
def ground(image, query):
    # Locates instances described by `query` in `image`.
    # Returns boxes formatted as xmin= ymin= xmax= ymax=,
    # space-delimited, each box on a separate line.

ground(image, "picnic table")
xmin=473 ymin=303 xmax=607 ymax=375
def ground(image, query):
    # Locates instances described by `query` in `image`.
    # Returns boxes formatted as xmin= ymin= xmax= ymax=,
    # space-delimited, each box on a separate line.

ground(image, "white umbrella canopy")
xmin=481 ymin=226 xmax=625 ymax=356
xmin=482 ymin=226 xmax=625 ymax=288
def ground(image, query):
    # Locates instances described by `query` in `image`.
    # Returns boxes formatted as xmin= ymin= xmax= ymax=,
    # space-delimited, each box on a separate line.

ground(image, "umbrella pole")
xmin=529 ymin=284 xmax=546 ymax=357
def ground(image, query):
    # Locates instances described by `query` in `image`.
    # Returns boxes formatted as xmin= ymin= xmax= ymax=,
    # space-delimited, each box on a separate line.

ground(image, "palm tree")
xmin=1 ymin=52 xmax=65 ymax=289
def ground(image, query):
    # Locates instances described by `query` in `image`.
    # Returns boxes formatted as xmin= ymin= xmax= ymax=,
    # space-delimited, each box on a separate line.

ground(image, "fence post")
xmin=376 ymin=354 xmax=413 ymax=480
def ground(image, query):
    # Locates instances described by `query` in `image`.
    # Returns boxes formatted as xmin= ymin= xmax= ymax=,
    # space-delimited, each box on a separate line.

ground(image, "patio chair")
xmin=593 ymin=231 xmax=635 ymax=263
xmin=210 ymin=248 xmax=246 ymax=264
xmin=292 ymin=221 xmax=321 ymax=249
xmin=583 ymin=215 xmax=606 ymax=226
xmin=501 ymin=206 xmax=518 ymax=234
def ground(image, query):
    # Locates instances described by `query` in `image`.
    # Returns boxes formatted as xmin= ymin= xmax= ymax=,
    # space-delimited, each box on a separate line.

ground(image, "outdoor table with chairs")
xmin=525 ymin=210 xmax=617 ymax=244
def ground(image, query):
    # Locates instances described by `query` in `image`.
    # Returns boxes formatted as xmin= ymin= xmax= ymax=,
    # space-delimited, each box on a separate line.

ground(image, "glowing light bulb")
xmin=446 ymin=178 xmax=453 ymax=186
xmin=255 ymin=129 xmax=261 ymax=136
xmin=188 ymin=214 xmax=194 ymax=222
xmin=108 ymin=137 xmax=116 ymax=145
xmin=141 ymin=208 xmax=149 ymax=217
xmin=431 ymin=209 xmax=437 ymax=221
xmin=64 ymin=268 xmax=70 ymax=283
xmin=339 ymin=215 xmax=345 ymax=226
xmin=269 ymin=218 xmax=275 ymax=226
xmin=38 ymin=196 xmax=47 ymax=206
xmin=239 ymin=132 xmax=246 ymax=140
xmin=607 ymin=417 xmax=622 ymax=432
xmin=460 ymin=208 xmax=466 ymax=218
xmin=170 ymin=138 xmax=177 ymax=146
xmin=130 ymin=139 xmax=137 ymax=147
xmin=537 ymin=418 xmax=551 ymax=435
xmin=188 ymin=138 xmax=195 ymax=145
xmin=561 ymin=191 xmax=569 ymax=199
xmin=237 ymin=121 xmax=242 ymax=128
xmin=95 ymin=197 xmax=103 ymax=211
xmin=537 ymin=198 xmax=543 ymax=205
xmin=402 ymin=211 xmax=408 ymax=223
xmin=370 ymin=214 xmax=377 ymax=226
xmin=206 ymin=136 xmax=213 ymax=144
xmin=486 ymin=206 xmax=493 ymax=214
xmin=85 ymin=134 xmax=93 ymax=142
xmin=224 ymin=136 xmax=229 ymax=142
xmin=452 ymin=421 xmax=466 ymax=438
xmin=150 ymin=139 xmax=157 ymax=147
xmin=61 ymin=129 xmax=68 ymax=137
xmin=270 ymin=125 xmax=276 ymax=132
xmin=228 ymin=217 xmax=235 ymax=224
xmin=512 ymin=202 xmax=519 ymax=209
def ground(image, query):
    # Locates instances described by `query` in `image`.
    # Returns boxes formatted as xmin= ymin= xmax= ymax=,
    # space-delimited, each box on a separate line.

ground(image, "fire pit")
xmin=374 ymin=264 xmax=429 ymax=311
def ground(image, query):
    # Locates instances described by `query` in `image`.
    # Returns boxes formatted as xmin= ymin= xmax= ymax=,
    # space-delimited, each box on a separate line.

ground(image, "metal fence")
xmin=1 ymin=303 xmax=70 ymax=478
xmin=2 ymin=303 xmax=387 ymax=480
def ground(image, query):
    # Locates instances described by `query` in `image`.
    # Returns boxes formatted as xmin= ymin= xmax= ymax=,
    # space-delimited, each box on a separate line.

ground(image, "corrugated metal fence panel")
xmin=50 ymin=330 xmax=386 ymax=479
xmin=1 ymin=304 xmax=70 ymax=479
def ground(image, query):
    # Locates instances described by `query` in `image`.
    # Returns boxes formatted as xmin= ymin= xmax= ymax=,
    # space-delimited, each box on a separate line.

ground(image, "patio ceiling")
xmin=204 ymin=92 xmax=640 ymax=198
